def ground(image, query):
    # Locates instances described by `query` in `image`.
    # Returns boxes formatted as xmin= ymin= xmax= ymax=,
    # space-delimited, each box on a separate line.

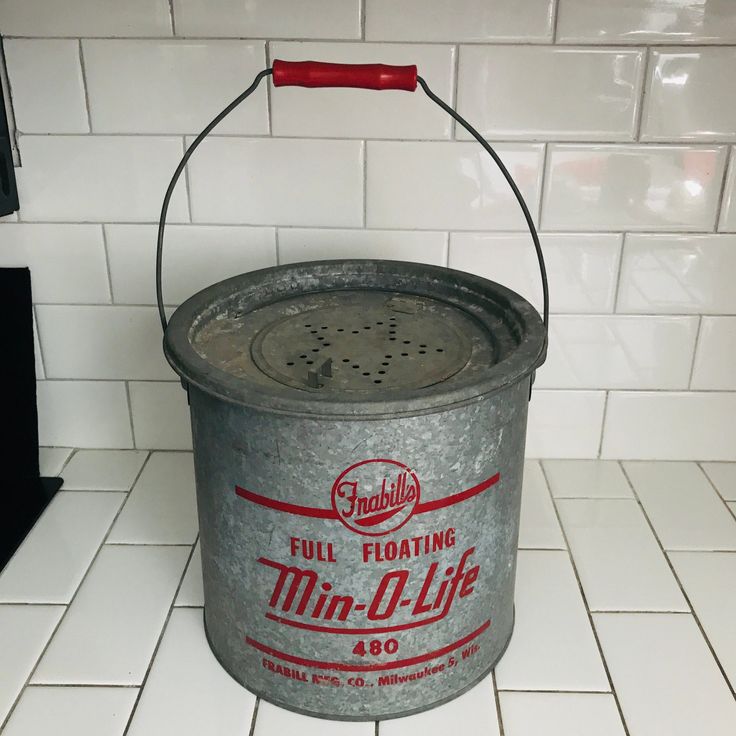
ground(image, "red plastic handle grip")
xmin=272 ymin=60 xmax=417 ymax=91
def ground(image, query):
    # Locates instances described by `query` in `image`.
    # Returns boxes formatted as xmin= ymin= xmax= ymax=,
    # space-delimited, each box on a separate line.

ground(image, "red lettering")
xmin=367 ymin=570 xmax=409 ymax=621
xmin=258 ymin=558 xmax=317 ymax=615
xmin=459 ymin=565 xmax=479 ymax=597
xmin=412 ymin=562 xmax=439 ymax=615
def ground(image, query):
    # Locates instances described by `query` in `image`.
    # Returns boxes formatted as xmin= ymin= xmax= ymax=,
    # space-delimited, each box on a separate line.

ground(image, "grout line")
xmin=633 ymin=48 xmax=650 ymax=142
xmin=443 ymin=230 xmax=450 ymax=267
xmin=362 ymin=139 xmax=368 ymax=227
xmin=77 ymin=39 xmax=93 ymax=133
xmin=122 ymin=541 xmax=199 ymax=736
xmin=31 ymin=376 xmax=736 ymax=397
xmin=32 ymin=305 xmax=48 ymax=380
xmin=496 ymin=687 xmax=615 ymax=694
xmin=247 ymin=697 xmax=260 ymax=736
xmin=726 ymin=502 xmax=736 ymax=522
xmin=450 ymin=44 xmax=460 ymax=140
xmin=537 ymin=143 xmax=550 ymax=227
xmin=126 ymin=450 xmax=152 ymax=493
xmin=14 ymin=130 xmax=736 ymax=146
xmin=37 ymin=446 xmax=189 ymax=453
xmin=587 ymin=609 xmax=691 ymax=614
xmin=168 ymin=0 xmax=176 ymax=36
xmin=31 ymin=377 xmax=736 ymax=401
xmin=611 ymin=232 xmax=627 ymax=313
xmin=274 ymin=226 xmax=281 ymax=266
xmin=360 ymin=0 xmax=366 ymax=41
xmin=12 ymin=35 xmax=736 ymax=47
xmin=551 ymin=0 xmax=561 ymax=44
xmin=713 ymin=148 xmax=732 ymax=232
xmin=58 ymin=447 xmax=79 ymax=475
xmin=25 ymin=682 xmax=141 ymax=688
xmin=374 ymin=719 xmax=379 ymax=736
xmin=618 ymin=462 xmax=736 ymax=701
xmin=539 ymin=463 xmax=632 ymax=736
xmin=0 ymin=470 xmax=140 ymax=733
xmin=100 ymin=224 xmax=115 ymax=302
xmin=5 ymin=217 xmax=734 ymax=234
xmin=58 ymin=488 xmax=134 ymax=494
xmin=696 ymin=461 xmax=736 ymax=526
xmin=0 ymin=601 xmax=64 ymax=607
xmin=124 ymin=381 xmax=137 ymax=449
xmin=19 ymin=304 xmax=724 ymax=320
xmin=104 ymin=542 xmax=194 ymax=547
xmin=597 ymin=391 xmax=609 ymax=459
xmin=264 ymin=41 xmax=273 ymax=136
xmin=181 ymin=136 xmax=193 ymax=223
xmin=686 ymin=316 xmax=703 ymax=389
xmin=492 ymin=670 xmax=505 ymax=735
xmin=642 ymin=547 xmax=736 ymax=554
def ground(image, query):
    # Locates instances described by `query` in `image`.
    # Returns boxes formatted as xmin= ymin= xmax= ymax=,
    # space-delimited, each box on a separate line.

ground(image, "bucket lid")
xmin=164 ymin=260 xmax=546 ymax=418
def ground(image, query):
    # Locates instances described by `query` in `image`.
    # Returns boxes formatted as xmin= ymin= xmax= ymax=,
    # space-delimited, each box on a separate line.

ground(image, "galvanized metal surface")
xmin=164 ymin=259 xmax=546 ymax=720
xmin=192 ymin=380 xmax=528 ymax=720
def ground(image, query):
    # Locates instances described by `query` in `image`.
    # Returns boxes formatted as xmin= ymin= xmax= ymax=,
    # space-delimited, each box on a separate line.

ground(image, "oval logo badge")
xmin=331 ymin=459 xmax=420 ymax=536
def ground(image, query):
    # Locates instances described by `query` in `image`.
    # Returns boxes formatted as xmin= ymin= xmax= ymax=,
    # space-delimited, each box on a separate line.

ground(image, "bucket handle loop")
xmin=156 ymin=62 xmax=549 ymax=338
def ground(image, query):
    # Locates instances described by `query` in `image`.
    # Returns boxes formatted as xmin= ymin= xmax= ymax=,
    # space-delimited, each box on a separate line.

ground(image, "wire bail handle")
xmin=156 ymin=60 xmax=549 ymax=339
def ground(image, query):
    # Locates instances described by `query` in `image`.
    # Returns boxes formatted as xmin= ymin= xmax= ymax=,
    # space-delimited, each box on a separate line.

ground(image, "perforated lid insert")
xmin=249 ymin=291 xmax=482 ymax=392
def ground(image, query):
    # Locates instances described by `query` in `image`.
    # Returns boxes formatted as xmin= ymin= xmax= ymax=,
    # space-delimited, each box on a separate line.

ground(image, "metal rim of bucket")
xmin=164 ymin=258 xmax=547 ymax=418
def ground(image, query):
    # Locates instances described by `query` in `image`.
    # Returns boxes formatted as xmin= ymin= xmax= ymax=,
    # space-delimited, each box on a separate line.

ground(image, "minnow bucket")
xmin=157 ymin=61 xmax=548 ymax=721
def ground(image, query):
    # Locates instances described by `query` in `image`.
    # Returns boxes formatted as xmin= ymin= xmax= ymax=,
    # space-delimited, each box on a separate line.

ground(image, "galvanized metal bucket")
xmin=156 ymin=61 xmax=549 ymax=721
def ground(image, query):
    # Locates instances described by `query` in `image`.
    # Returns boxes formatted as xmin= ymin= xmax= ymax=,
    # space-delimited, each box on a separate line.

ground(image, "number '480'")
xmin=352 ymin=639 xmax=399 ymax=657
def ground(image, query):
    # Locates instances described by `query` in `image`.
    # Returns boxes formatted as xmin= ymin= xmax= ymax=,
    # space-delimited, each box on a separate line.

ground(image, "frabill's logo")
xmin=331 ymin=459 xmax=420 ymax=536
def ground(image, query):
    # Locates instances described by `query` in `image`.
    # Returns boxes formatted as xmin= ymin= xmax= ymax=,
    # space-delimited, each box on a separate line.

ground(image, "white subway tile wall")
xmin=0 ymin=0 xmax=734 ymax=459
xmin=3 ymin=40 xmax=89 ymax=133
xmin=556 ymin=0 xmax=736 ymax=44
xmin=641 ymin=49 xmax=736 ymax=142
xmin=536 ymin=315 xmax=698 ymax=390
xmin=526 ymin=390 xmax=606 ymax=459
xmin=456 ymin=47 xmax=644 ymax=141
xmin=82 ymin=40 xmax=269 ymax=135
xmin=542 ymin=144 xmax=727 ymax=231
xmin=36 ymin=305 xmax=174 ymax=380
xmin=36 ymin=381 xmax=133 ymax=449
xmin=128 ymin=382 xmax=193 ymax=451
xmin=367 ymin=142 xmax=544 ymax=230
xmin=448 ymin=232 xmax=622 ymax=313
xmin=365 ymin=0 xmax=555 ymax=42
xmin=17 ymin=136 xmax=190 ymax=223
xmin=172 ymin=0 xmax=360 ymax=40
xmin=602 ymin=392 xmax=736 ymax=460
xmin=690 ymin=317 xmax=736 ymax=390
xmin=0 ymin=0 xmax=173 ymax=37
xmin=1 ymin=225 xmax=110 ymax=303
xmin=187 ymin=138 xmax=364 ymax=226
xmin=278 ymin=228 xmax=447 ymax=266
xmin=106 ymin=224 xmax=277 ymax=306
xmin=617 ymin=234 xmax=736 ymax=314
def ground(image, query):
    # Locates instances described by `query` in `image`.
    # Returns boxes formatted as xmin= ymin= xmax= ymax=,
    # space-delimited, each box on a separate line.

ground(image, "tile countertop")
xmin=1 ymin=450 xmax=736 ymax=735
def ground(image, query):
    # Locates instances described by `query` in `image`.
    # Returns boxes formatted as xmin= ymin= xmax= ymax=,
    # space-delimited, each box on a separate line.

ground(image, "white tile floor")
xmin=1 ymin=451 xmax=735 ymax=735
